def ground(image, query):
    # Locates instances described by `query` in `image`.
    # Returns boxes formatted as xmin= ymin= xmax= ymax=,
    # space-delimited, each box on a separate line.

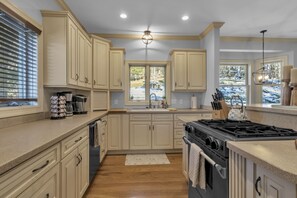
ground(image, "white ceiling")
xmin=64 ymin=0 xmax=297 ymax=38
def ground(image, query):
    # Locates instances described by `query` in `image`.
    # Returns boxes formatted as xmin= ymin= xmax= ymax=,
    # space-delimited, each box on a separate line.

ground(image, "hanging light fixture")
xmin=252 ymin=30 xmax=272 ymax=85
xmin=142 ymin=30 xmax=153 ymax=45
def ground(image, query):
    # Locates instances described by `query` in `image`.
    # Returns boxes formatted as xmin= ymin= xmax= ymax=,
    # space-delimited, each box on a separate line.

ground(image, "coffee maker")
xmin=62 ymin=92 xmax=73 ymax=117
xmin=73 ymin=95 xmax=88 ymax=114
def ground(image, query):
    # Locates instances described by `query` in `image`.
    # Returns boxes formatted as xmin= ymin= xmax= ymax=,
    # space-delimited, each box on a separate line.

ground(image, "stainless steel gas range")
xmin=183 ymin=119 xmax=297 ymax=198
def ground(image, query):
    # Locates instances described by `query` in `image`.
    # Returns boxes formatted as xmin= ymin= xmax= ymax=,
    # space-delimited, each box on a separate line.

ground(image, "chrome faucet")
xmin=149 ymin=93 xmax=157 ymax=108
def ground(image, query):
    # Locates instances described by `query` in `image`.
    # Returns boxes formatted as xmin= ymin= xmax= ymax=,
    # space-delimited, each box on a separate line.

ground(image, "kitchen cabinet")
xmin=129 ymin=114 xmax=173 ymax=150
xmin=255 ymin=165 xmax=296 ymax=198
xmin=42 ymin=11 xmax=92 ymax=89
xmin=170 ymin=49 xmax=206 ymax=91
xmin=61 ymin=139 xmax=89 ymax=198
xmin=110 ymin=48 xmax=125 ymax=90
xmin=99 ymin=116 xmax=108 ymax=162
xmin=93 ymin=36 xmax=111 ymax=90
xmin=61 ymin=127 xmax=89 ymax=198
xmin=18 ymin=164 xmax=60 ymax=198
xmin=108 ymin=114 xmax=129 ymax=150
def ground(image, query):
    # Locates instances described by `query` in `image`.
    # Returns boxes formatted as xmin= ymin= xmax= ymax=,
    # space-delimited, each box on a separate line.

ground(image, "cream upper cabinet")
xmin=42 ymin=11 xmax=92 ymax=89
xmin=130 ymin=121 xmax=152 ymax=150
xmin=171 ymin=49 xmax=206 ymax=91
xmin=152 ymin=121 xmax=173 ymax=149
xmin=110 ymin=48 xmax=125 ymax=90
xmin=85 ymin=40 xmax=92 ymax=88
xmin=93 ymin=37 xmax=110 ymax=90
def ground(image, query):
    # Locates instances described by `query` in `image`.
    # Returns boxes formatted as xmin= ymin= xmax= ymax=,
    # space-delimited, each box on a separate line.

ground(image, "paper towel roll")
xmin=282 ymin=65 xmax=293 ymax=80
xmin=191 ymin=96 xmax=197 ymax=109
xmin=291 ymin=68 xmax=297 ymax=84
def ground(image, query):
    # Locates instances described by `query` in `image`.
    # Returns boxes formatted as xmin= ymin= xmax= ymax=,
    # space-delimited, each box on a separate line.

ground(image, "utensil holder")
xmin=290 ymin=83 xmax=297 ymax=106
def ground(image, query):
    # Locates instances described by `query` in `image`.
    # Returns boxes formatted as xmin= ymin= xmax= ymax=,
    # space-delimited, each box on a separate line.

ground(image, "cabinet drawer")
xmin=130 ymin=114 xmax=151 ymax=121
xmin=61 ymin=126 xmax=89 ymax=159
xmin=174 ymin=120 xmax=185 ymax=128
xmin=174 ymin=139 xmax=183 ymax=149
xmin=174 ymin=114 xmax=202 ymax=121
xmin=152 ymin=114 xmax=173 ymax=121
xmin=174 ymin=129 xmax=185 ymax=139
xmin=18 ymin=164 xmax=60 ymax=198
xmin=0 ymin=144 xmax=60 ymax=198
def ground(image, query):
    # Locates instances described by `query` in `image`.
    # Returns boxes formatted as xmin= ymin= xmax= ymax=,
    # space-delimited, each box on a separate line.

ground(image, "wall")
xmin=109 ymin=38 xmax=204 ymax=108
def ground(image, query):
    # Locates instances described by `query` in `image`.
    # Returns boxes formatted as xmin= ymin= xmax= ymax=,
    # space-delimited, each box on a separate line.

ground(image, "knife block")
xmin=212 ymin=110 xmax=228 ymax=119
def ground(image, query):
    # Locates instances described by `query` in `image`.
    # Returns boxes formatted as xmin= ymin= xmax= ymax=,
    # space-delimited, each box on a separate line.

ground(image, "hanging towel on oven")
xmin=94 ymin=120 xmax=101 ymax=148
xmin=189 ymin=143 xmax=206 ymax=189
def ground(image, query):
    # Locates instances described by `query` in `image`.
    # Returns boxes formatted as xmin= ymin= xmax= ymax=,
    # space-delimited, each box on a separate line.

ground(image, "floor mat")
xmin=125 ymin=154 xmax=170 ymax=165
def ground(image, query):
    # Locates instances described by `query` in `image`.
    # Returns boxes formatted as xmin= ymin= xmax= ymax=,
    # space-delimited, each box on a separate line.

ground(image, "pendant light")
xmin=142 ymin=30 xmax=153 ymax=45
xmin=252 ymin=30 xmax=272 ymax=85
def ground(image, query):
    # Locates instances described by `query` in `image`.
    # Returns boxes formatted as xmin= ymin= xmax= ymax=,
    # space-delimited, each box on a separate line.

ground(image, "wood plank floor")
xmin=84 ymin=154 xmax=188 ymax=198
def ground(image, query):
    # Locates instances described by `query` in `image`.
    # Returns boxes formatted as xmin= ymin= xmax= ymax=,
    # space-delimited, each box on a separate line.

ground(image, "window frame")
xmin=125 ymin=60 xmax=170 ymax=106
xmin=0 ymin=1 xmax=43 ymax=118
xmin=254 ymin=56 xmax=288 ymax=104
xmin=219 ymin=60 xmax=250 ymax=105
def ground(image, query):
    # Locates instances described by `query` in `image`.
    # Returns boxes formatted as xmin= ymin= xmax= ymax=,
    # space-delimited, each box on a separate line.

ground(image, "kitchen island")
xmin=227 ymin=140 xmax=297 ymax=198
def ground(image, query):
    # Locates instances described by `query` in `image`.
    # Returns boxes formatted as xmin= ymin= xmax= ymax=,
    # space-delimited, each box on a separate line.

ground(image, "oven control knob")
xmin=188 ymin=126 xmax=195 ymax=133
xmin=205 ymin=136 xmax=213 ymax=146
xmin=211 ymin=139 xmax=221 ymax=150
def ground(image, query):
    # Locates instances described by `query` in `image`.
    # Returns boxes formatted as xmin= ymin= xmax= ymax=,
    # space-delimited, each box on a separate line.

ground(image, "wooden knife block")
xmin=212 ymin=110 xmax=228 ymax=119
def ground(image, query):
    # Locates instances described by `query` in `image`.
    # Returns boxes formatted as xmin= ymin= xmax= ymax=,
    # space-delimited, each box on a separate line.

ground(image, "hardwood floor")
xmin=84 ymin=154 xmax=188 ymax=198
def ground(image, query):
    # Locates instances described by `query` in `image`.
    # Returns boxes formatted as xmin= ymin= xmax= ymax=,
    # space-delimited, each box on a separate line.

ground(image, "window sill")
xmin=0 ymin=105 xmax=43 ymax=119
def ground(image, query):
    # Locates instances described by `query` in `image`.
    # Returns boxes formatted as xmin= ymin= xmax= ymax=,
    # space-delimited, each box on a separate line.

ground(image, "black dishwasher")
xmin=89 ymin=120 xmax=100 ymax=183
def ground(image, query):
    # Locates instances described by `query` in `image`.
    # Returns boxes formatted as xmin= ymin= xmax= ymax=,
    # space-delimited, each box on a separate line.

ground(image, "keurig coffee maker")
xmin=73 ymin=95 xmax=88 ymax=114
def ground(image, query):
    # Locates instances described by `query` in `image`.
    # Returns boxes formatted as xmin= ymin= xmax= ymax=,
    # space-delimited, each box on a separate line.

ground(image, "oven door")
xmin=185 ymin=136 xmax=228 ymax=198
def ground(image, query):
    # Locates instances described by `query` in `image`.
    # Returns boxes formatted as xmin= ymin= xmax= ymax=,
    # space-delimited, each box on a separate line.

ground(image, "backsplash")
xmin=111 ymin=92 xmax=202 ymax=109
xmin=0 ymin=112 xmax=46 ymax=129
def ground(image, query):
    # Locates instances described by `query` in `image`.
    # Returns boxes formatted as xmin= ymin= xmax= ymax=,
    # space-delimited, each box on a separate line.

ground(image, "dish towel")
xmin=188 ymin=143 xmax=206 ymax=189
xmin=94 ymin=120 xmax=101 ymax=148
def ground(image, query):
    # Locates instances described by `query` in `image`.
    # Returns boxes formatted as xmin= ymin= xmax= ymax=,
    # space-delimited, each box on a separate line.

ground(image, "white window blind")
xmin=0 ymin=10 xmax=38 ymax=107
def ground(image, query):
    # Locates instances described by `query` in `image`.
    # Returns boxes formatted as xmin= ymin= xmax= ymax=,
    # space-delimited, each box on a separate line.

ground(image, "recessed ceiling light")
xmin=182 ymin=15 xmax=189 ymax=21
xmin=120 ymin=13 xmax=127 ymax=19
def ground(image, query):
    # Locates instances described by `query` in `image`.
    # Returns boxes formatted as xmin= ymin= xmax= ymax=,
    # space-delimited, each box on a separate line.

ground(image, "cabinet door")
xmin=152 ymin=121 xmax=173 ymax=149
xmin=93 ymin=39 xmax=109 ymax=89
xmin=182 ymin=140 xmax=189 ymax=180
xmin=18 ymin=165 xmax=60 ymax=198
xmin=130 ymin=121 xmax=151 ymax=150
xmin=85 ymin=40 xmax=92 ymax=88
xmin=77 ymin=140 xmax=89 ymax=198
xmin=187 ymin=51 xmax=206 ymax=91
xmin=110 ymin=50 xmax=124 ymax=90
xmin=107 ymin=114 xmax=122 ymax=150
xmin=67 ymin=19 xmax=78 ymax=86
xmin=61 ymin=149 xmax=78 ymax=198
xmin=77 ymin=30 xmax=86 ymax=87
xmin=172 ymin=51 xmax=187 ymax=90
xmin=256 ymin=166 xmax=296 ymax=198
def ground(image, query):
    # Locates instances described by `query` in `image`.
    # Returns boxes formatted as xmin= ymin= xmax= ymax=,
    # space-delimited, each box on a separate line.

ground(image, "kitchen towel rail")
xmin=183 ymin=136 xmax=227 ymax=179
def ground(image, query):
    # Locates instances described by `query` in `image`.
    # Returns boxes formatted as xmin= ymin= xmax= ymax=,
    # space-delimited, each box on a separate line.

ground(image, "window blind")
xmin=0 ymin=10 xmax=38 ymax=107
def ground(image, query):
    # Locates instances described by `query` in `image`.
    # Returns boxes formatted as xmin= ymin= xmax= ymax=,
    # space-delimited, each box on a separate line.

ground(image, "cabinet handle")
xmin=32 ymin=160 xmax=50 ymax=173
xmin=46 ymin=193 xmax=49 ymax=198
xmin=76 ymin=155 xmax=81 ymax=166
xmin=152 ymin=125 xmax=154 ymax=130
xmin=85 ymin=77 xmax=88 ymax=83
xmin=102 ymin=149 xmax=105 ymax=153
xmin=93 ymin=80 xmax=96 ymax=85
xmin=75 ymin=137 xmax=82 ymax=143
xmin=149 ymin=125 xmax=151 ymax=130
xmin=188 ymin=82 xmax=190 ymax=86
xmin=75 ymin=74 xmax=79 ymax=80
xmin=175 ymin=82 xmax=177 ymax=86
xmin=255 ymin=176 xmax=261 ymax=196
xmin=120 ymin=81 xmax=122 ymax=86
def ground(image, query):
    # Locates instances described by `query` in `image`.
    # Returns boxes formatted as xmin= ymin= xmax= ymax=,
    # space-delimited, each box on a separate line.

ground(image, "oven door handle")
xmin=182 ymin=136 xmax=227 ymax=180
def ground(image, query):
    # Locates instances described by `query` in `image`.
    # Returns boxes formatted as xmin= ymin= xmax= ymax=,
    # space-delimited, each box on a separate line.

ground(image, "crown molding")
xmin=94 ymin=33 xmax=200 ymax=40
xmin=220 ymin=36 xmax=297 ymax=42
xmin=199 ymin=22 xmax=225 ymax=40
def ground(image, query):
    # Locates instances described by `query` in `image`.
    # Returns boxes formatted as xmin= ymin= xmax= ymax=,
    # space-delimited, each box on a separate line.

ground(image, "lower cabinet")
xmin=61 ymin=139 xmax=89 ymax=198
xmin=18 ymin=164 xmax=60 ymax=198
xmin=129 ymin=114 xmax=173 ymax=150
xmin=107 ymin=114 xmax=129 ymax=150
xmin=99 ymin=116 xmax=108 ymax=162
xmin=255 ymin=165 xmax=296 ymax=198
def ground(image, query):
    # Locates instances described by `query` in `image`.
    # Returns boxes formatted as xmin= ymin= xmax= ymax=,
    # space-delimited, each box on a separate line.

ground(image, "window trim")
xmin=219 ymin=60 xmax=251 ymax=105
xmin=254 ymin=56 xmax=288 ymax=104
xmin=125 ymin=60 xmax=171 ymax=106
xmin=0 ymin=2 xmax=43 ymax=118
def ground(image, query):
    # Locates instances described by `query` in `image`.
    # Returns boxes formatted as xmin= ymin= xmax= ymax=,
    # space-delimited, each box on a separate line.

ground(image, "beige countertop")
xmin=0 ymin=111 xmax=107 ymax=175
xmin=246 ymin=104 xmax=297 ymax=115
xmin=109 ymin=108 xmax=213 ymax=114
xmin=227 ymin=140 xmax=297 ymax=184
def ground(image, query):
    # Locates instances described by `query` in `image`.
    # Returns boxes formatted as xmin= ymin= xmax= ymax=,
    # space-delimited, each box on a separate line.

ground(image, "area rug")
xmin=125 ymin=154 xmax=170 ymax=165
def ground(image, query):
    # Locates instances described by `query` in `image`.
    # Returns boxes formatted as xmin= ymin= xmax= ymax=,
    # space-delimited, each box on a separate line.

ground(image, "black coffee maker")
xmin=73 ymin=95 xmax=88 ymax=114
